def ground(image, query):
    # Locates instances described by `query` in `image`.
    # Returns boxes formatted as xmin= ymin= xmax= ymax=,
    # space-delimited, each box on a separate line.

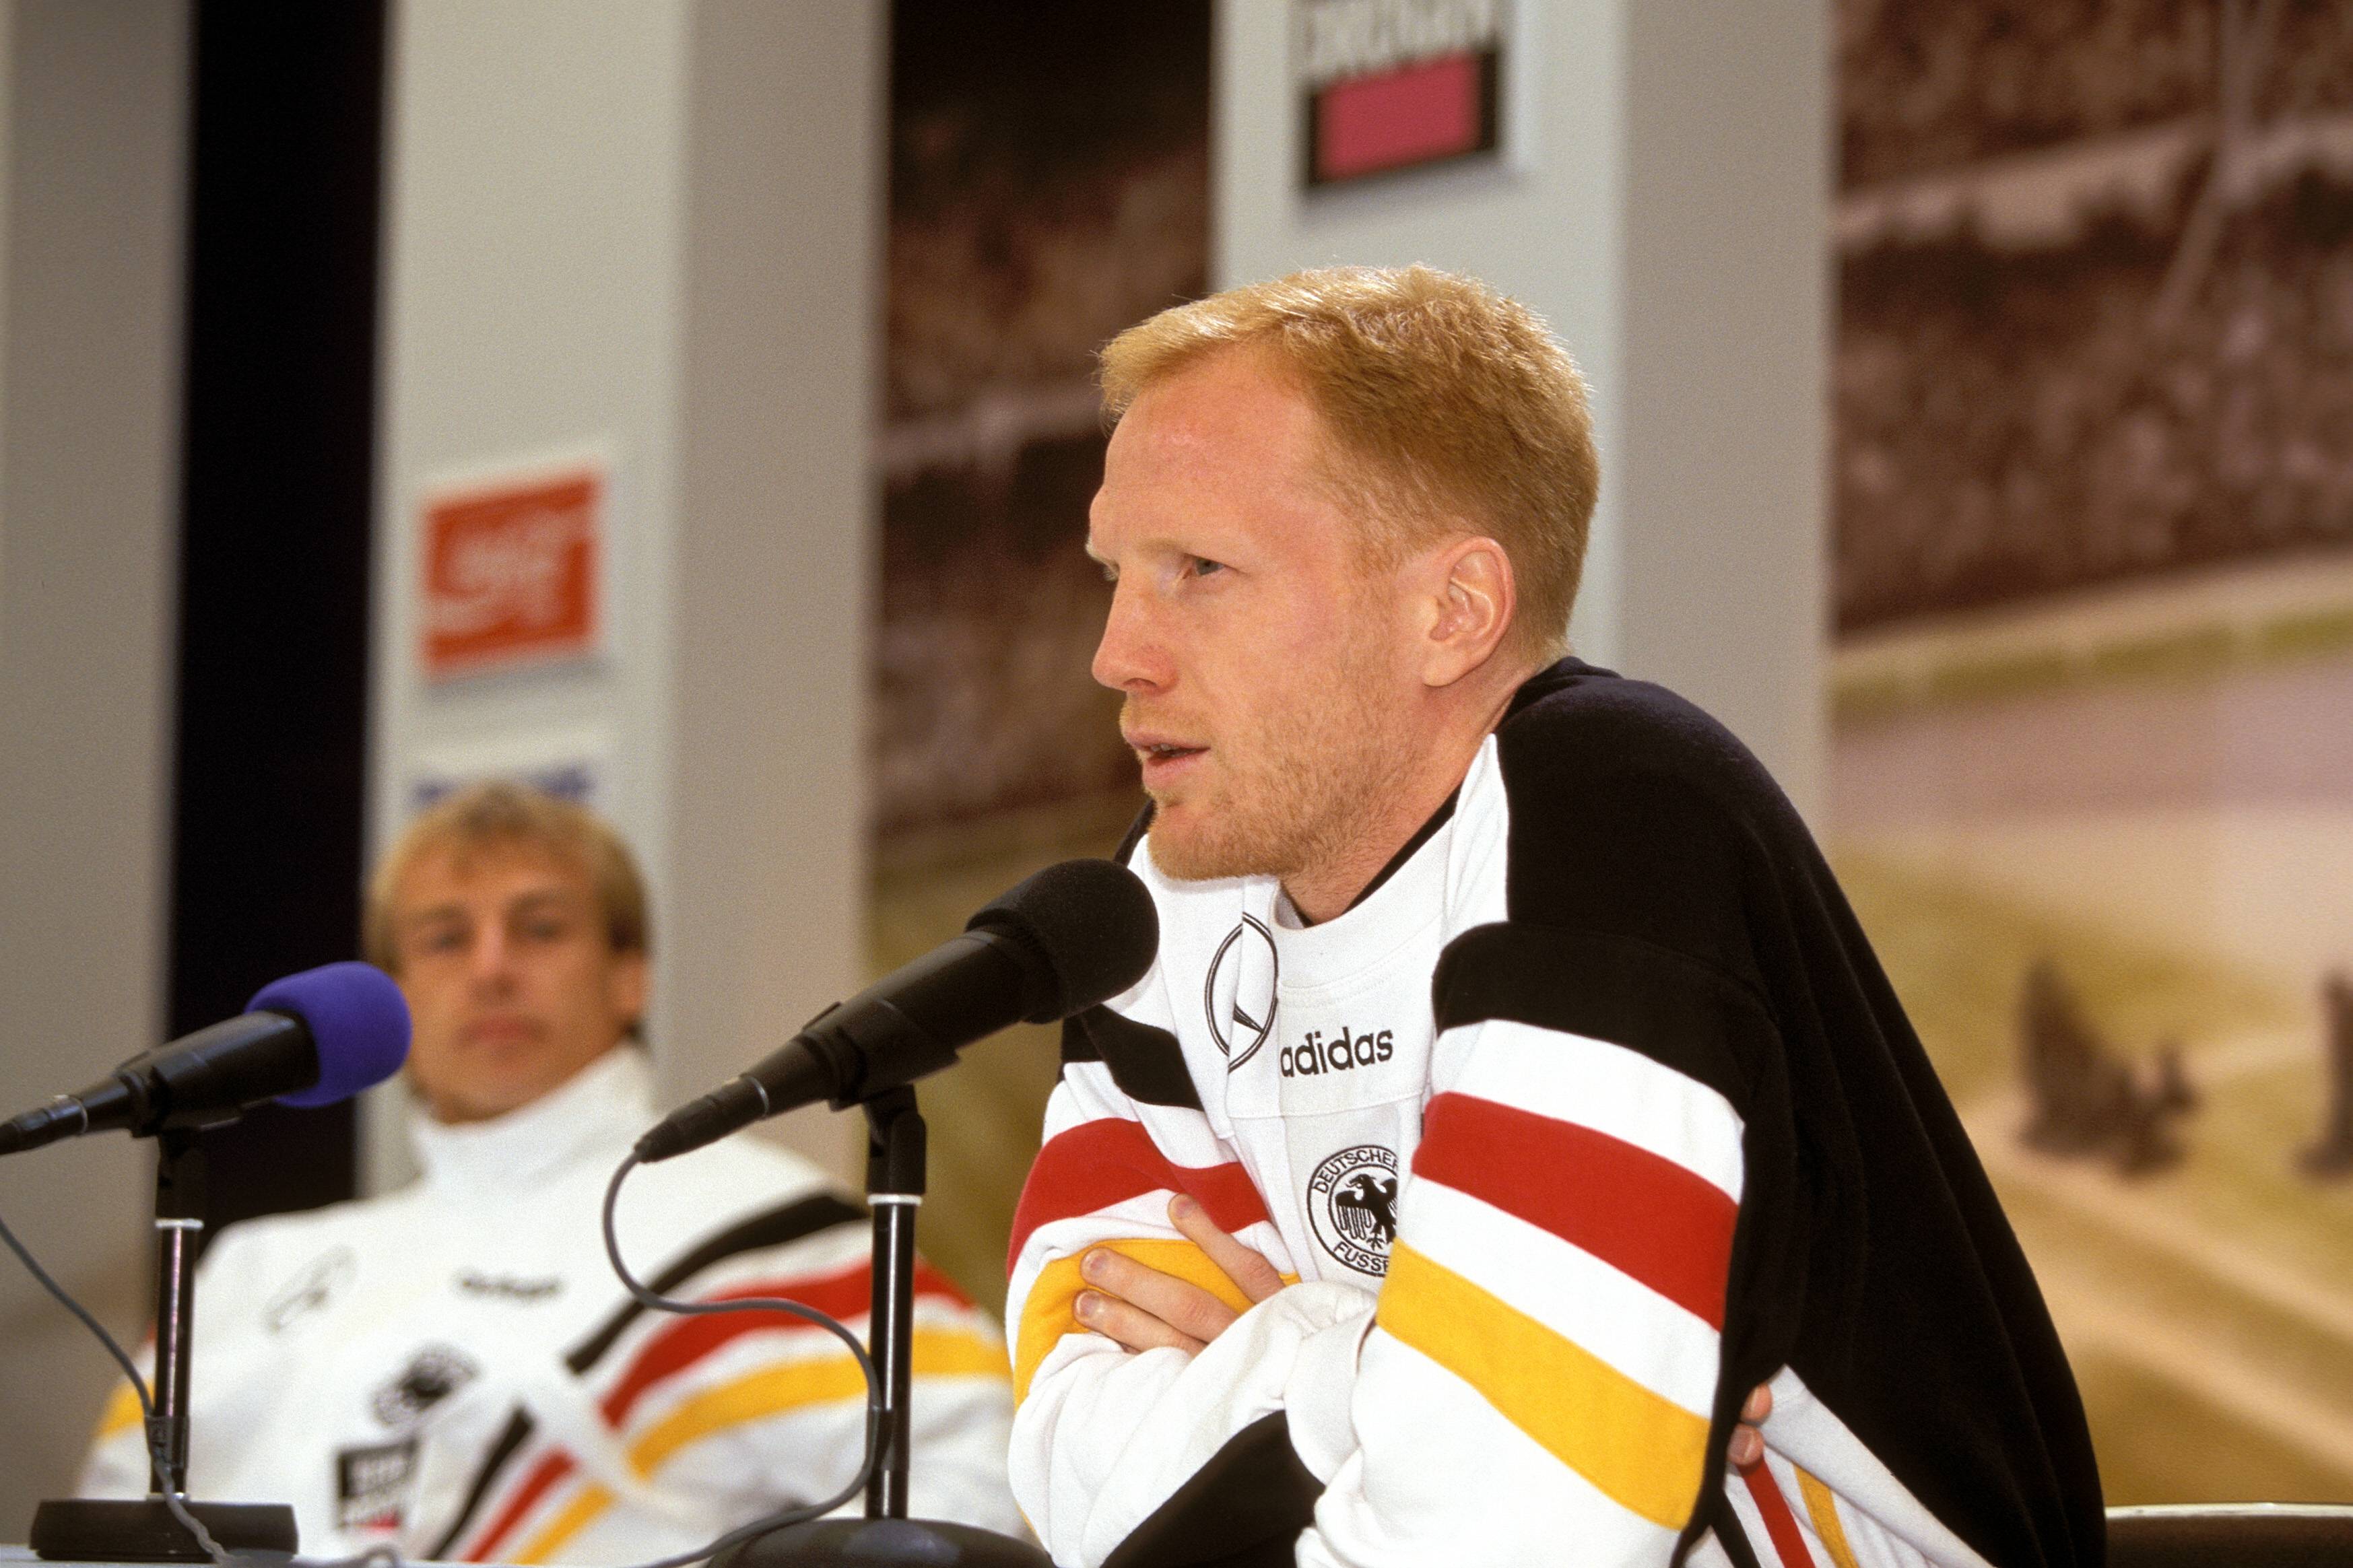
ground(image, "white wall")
xmin=665 ymin=0 xmax=882 ymax=1182
xmin=1215 ymin=0 xmax=1828 ymax=813
xmin=370 ymin=0 xmax=882 ymax=1189
xmin=0 ymin=0 xmax=188 ymax=1531
xmin=1617 ymin=4 xmax=1830 ymax=816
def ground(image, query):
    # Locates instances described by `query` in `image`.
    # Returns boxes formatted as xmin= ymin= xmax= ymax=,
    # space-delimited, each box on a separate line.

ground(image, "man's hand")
xmin=1729 ymin=1383 xmax=1773 ymax=1469
xmin=1074 ymin=1195 xmax=1285 ymax=1355
xmin=1073 ymin=1195 xmax=1778 ymax=1468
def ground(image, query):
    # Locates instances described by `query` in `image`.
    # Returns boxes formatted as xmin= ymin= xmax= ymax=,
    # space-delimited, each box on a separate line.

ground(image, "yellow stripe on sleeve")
xmin=628 ymin=1327 xmax=1006 ymax=1478
xmin=96 ymin=1382 xmax=143 ymax=1442
xmin=1012 ymin=1239 xmax=1266 ymax=1402
xmin=510 ymin=1484 xmax=612 ymax=1565
xmin=496 ymin=1330 xmax=1005 ymax=1562
xmin=1797 ymin=1466 xmax=1861 ymax=1568
xmin=1376 ymin=1240 xmax=1711 ymax=1530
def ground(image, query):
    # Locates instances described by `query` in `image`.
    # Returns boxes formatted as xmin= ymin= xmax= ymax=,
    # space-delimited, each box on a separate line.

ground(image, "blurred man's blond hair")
xmin=1098 ymin=264 xmax=1599 ymax=662
xmin=363 ymin=780 xmax=649 ymax=974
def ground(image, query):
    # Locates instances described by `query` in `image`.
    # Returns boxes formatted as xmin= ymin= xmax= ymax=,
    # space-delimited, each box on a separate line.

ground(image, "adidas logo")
xmin=1280 ymin=1025 xmax=1394 ymax=1078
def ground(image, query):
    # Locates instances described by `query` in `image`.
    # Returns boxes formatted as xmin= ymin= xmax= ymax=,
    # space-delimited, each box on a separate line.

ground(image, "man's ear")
xmin=608 ymin=949 xmax=651 ymax=1035
xmin=1417 ymin=535 xmax=1516 ymax=688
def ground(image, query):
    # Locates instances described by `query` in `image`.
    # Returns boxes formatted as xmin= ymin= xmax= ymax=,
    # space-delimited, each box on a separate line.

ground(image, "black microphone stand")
xmin=30 ymin=1132 xmax=298 ymax=1561
xmin=714 ymin=1087 xmax=1049 ymax=1567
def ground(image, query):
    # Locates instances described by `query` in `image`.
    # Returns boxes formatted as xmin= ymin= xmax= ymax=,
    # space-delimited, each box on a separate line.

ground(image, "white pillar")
xmin=0 ymin=0 xmax=188 ymax=1526
xmin=371 ymin=0 xmax=881 ymax=1187
xmin=1214 ymin=0 xmax=1828 ymax=813
xmin=665 ymin=0 xmax=882 ymax=1186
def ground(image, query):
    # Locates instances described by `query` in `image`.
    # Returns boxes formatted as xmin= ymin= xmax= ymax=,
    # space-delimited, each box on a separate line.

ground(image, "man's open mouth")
xmin=1141 ymin=743 xmax=1205 ymax=761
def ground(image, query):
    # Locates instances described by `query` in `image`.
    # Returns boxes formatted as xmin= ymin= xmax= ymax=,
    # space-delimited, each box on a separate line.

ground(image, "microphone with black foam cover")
xmin=638 ymin=858 xmax=1158 ymax=1163
xmin=0 ymin=961 xmax=412 ymax=1157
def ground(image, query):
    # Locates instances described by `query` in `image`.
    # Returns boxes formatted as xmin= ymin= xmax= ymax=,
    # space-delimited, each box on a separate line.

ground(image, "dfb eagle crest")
xmin=1306 ymin=1145 xmax=1400 ymax=1276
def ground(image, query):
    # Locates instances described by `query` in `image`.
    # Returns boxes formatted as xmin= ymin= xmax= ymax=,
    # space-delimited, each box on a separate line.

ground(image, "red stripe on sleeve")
xmin=1742 ymin=1462 xmax=1819 ymax=1567
xmin=1414 ymin=1091 xmax=1737 ymax=1329
xmin=461 ymin=1451 xmax=572 ymax=1563
xmin=599 ymin=1260 xmax=968 ymax=1427
xmin=1007 ymin=1116 xmax=1269 ymax=1275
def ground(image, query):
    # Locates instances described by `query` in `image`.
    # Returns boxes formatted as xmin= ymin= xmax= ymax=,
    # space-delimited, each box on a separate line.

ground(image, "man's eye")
xmin=1188 ymin=557 xmax=1227 ymax=578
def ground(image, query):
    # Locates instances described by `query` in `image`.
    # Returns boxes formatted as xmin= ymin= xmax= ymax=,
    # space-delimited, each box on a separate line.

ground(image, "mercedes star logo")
xmin=1203 ymin=915 xmax=1279 ymax=1071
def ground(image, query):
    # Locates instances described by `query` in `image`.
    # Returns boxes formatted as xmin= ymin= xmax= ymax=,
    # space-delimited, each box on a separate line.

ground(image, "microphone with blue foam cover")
xmin=0 ymin=961 xmax=411 ymax=1155
xmin=251 ymin=961 xmax=412 ymax=1109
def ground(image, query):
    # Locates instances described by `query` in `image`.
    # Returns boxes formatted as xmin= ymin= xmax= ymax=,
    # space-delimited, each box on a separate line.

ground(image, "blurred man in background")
xmin=83 ymin=782 xmax=1022 ymax=1560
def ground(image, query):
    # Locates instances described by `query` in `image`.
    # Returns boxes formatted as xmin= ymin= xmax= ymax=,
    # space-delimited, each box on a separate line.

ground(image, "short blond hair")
xmin=1099 ymin=265 xmax=1599 ymax=660
xmin=364 ymin=781 xmax=649 ymax=974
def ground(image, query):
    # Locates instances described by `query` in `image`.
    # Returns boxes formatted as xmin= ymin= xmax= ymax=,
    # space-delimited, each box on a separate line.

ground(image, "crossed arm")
xmin=1075 ymin=1193 xmax=1774 ymax=1469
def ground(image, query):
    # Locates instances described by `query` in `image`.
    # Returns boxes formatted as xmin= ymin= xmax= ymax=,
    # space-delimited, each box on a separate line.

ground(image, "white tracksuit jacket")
xmin=81 ymin=1048 xmax=1023 ymax=1563
xmin=1005 ymin=662 xmax=2102 ymax=1568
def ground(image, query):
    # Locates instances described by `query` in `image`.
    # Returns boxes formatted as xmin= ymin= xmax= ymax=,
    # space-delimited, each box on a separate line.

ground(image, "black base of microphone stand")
xmin=711 ymin=1518 xmax=1048 ymax=1568
xmin=30 ymin=1498 xmax=297 ymax=1562
xmin=30 ymin=1135 xmax=301 ymax=1562
xmin=710 ymin=1089 xmax=1047 ymax=1568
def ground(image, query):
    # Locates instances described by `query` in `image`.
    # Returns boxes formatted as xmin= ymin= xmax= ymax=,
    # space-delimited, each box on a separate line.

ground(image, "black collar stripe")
xmin=1342 ymin=789 xmax=1460 ymax=917
xmin=1113 ymin=800 xmax=1154 ymax=864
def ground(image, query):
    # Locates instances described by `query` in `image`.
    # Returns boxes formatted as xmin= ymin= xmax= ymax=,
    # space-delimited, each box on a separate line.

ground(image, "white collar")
xmin=1264 ymin=809 xmax=1456 ymax=992
xmin=407 ymin=1046 xmax=653 ymax=1199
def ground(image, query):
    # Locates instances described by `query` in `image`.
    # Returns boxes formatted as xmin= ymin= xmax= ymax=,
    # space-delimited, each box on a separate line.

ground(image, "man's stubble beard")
xmin=1137 ymin=646 xmax=1418 ymax=887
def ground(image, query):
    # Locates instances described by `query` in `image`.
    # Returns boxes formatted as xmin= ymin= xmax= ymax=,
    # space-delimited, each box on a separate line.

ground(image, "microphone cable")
xmin=593 ymin=1149 xmax=886 ymax=1568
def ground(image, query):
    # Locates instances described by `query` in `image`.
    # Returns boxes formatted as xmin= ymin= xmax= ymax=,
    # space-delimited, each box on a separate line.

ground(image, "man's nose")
xmin=467 ymin=928 xmax=517 ymax=988
xmin=1092 ymin=580 xmax=1168 ymax=693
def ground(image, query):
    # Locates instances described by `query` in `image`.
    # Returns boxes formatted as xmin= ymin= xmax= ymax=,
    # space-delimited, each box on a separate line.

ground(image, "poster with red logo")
xmin=1296 ymin=0 xmax=1506 ymax=189
xmin=419 ymin=463 xmax=604 ymax=681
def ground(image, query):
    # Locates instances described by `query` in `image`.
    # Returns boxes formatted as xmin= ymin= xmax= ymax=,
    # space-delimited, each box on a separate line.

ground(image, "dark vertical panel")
xmin=881 ymin=0 xmax=1210 ymax=1307
xmin=170 ymin=0 xmax=387 ymax=1244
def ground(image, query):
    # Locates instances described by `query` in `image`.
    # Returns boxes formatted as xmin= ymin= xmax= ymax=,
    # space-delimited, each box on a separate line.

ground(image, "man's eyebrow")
xmin=507 ymin=889 xmax=589 ymax=914
xmin=1088 ymin=535 xmax=1203 ymax=562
